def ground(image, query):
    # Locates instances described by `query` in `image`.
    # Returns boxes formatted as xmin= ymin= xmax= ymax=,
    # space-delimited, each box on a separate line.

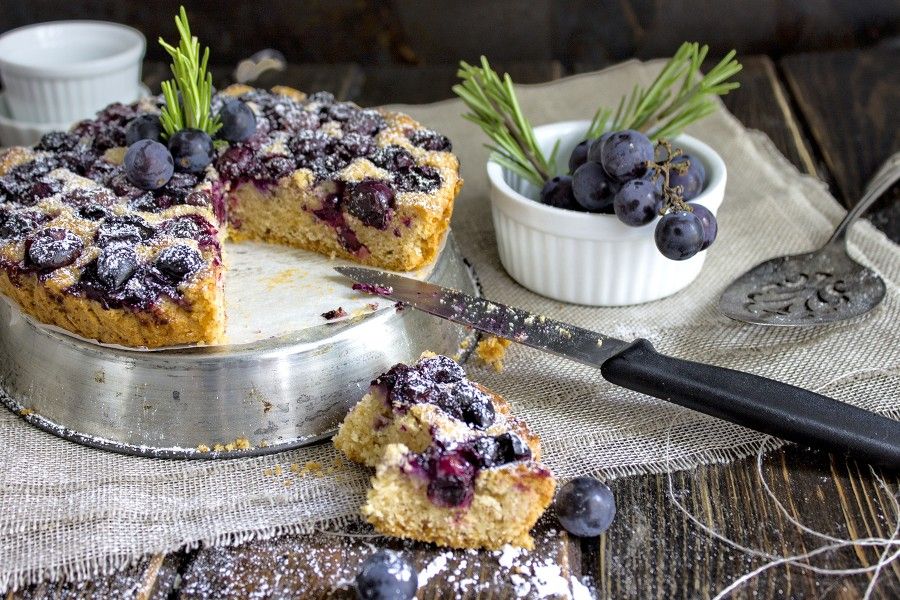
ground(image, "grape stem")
xmin=650 ymin=140 xmax=693 ymax=214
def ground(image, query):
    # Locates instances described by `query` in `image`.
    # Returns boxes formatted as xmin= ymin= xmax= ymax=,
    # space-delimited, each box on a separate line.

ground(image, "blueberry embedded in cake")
xmin=333 ymin=353 xmax=540 ymax=467
xmin=335 ymin=354 xmax=556 ymax=549
xmin=0 ymin=86 xmax=461 ymax=347
xmin=362 ymin=438 xmax=554 ymax=550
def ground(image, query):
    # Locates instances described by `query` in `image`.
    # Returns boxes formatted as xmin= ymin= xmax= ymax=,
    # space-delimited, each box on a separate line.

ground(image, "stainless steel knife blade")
xmin=335 ymin=266 xmax=631 ymax=365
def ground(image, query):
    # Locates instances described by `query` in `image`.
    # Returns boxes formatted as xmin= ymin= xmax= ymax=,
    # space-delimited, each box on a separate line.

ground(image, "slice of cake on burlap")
xmin=334 ymin=354 xmax=556 ymax=549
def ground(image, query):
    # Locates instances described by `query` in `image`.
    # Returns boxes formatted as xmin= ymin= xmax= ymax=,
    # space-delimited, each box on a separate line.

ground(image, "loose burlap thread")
xmin=1 ymin=60 xmax=897 ymax=591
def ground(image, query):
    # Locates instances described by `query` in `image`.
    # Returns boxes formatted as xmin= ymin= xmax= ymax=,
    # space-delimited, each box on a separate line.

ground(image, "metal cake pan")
xmin=0 ymin=234 xmax=479 ymax=459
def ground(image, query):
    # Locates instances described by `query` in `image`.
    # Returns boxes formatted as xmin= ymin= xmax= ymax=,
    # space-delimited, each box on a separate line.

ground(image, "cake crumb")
xmin=103 ymin=146 xmax=126 ymax=165
xmin=321 ymin=307 xmax=348 ymax=320
xmin=263 ymin=468 xmax=273 ymax=477
xmin=196 ymin=444 xmax=210 ymax=453
xmin=265 ymin=268 xmax=302 ymax=290
xmin=274 ymin=464 xmax=283 ymax=476
xmin=475 ymin=336 xmax=512 ymax=371
xmin=213 ymin=444 xmax=226 ymax=452
xmin=18 ymin=408 xmax=34 ymax=416
xmin=235 ymin=437 xmax=251 ymax=450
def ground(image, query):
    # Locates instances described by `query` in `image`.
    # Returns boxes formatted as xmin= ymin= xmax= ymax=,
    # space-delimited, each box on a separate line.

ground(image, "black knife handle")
xmin=600 ymin=339 xmax=900 ymax=468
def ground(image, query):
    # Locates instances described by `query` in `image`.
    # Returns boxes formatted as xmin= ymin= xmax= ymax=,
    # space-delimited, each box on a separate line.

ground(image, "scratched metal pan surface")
xmin=0 ymin=235 xmax=479 ymax=459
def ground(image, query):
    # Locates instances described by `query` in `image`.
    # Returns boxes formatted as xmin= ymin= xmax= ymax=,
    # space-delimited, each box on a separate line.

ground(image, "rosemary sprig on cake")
xmin=122 ymin=5 xmax=260 ymax=189
xmin=157 ymin=5 xmax=221 ymax=138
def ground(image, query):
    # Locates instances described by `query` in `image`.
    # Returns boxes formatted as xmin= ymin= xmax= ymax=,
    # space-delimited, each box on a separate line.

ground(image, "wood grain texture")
xmin=781 ymin=48 xmax=900 ymax=242
xmin=177 ymin=522 xmax=573 ymax=599
xmin=353 ymin=62 xmax=564 ymax=107
xmin=2 ymin=1 xmax=898 ymax=65
xmin=721 ymin=56 xmax=825 ymax=180
xmin=5 ymin=554 xmax=182 ymax=600
xmin=589 ymin=446 xmax=899 ymax=599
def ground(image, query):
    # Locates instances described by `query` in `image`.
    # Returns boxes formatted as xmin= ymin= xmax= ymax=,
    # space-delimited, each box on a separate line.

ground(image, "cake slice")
xmin=333 ymin=353 xmax=539 ymax=466
xmin=362 ymin=438 xmax=555 ymax=550
xmin=335 ymin=354 xmax=556 ymax=549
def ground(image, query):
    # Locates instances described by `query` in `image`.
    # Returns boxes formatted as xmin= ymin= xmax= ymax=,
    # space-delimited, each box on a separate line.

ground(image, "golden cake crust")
xmin=0 ymin=88 xmax=462 ymax=347
xmin=362 ymin=443 xmax=556 ymax=550
xmin=333 ymin=382 xmax=540 ymax=467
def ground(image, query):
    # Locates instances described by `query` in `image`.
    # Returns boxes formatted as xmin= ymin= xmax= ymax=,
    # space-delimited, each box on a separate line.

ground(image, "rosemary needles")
xmin=455 ymin=44 xmax=742 ymax=187
xmin=453 ymin=57 xmax=557 ymax=187
xmin=158 ymin=6 xmax=221 ymax=139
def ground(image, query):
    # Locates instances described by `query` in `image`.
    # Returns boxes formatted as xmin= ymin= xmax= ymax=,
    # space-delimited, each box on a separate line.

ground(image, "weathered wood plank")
xmin=6 ymin=554 xmax=181 ymax=600
xmin=585 ymin=447 xmax=899 ymax=599
xmin=177 ymin=521 xmax=577 ymax=599
xmin=781 ymin=48 xmax=899 ymax=241
xmin=720 ymin=55 xmax=825 ymax=179
xmin=354 ymin=62 xmax=564 ymax=106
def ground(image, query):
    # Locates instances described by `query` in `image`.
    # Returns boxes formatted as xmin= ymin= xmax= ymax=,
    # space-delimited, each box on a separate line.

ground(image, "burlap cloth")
xmin=1 ymin=60 xmax=897 ymax=591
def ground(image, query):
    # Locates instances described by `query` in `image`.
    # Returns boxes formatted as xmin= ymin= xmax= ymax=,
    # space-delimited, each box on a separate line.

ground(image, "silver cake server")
xmin=336 ymin=266 xmax=900 ymax=468
xmin=718 ymin=152 xmax=899 ymax=326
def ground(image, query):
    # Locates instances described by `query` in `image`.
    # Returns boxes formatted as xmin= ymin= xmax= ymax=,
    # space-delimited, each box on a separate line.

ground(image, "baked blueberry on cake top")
xmin=335 ymin=354 xmax=556 ymax=549
xmin=0 ymin=86 xmax=461 ymax=347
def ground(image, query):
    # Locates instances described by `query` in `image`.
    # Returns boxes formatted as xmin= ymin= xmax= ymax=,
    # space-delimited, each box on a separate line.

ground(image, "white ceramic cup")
xmin=487 ymin=121 xmax=727 ymax=306
xmin=0 ymin=21 xmax=145 ymax=124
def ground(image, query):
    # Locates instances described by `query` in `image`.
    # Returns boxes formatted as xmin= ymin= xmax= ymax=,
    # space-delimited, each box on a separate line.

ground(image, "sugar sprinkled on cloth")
xmin=1 ymin=58 xmax=899 ymax=592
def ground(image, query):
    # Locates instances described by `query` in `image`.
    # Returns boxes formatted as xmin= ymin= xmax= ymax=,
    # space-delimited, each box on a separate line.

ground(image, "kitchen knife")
xmin=336 ymin=266 xmax=900 ymax=468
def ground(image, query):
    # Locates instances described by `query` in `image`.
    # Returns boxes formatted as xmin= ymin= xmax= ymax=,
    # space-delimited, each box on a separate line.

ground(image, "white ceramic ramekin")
xmin=0 ymin=21 xmax=145 ymax=124
xmin=487 ymin=120 xmax=726 ymax=306
xmin=0 ymin=92 xmax=69 ymax=146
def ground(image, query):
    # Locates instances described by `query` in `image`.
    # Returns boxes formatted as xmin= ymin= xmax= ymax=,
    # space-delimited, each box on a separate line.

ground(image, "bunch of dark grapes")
xmin=539 ymin=129 xmax=717 ymax=260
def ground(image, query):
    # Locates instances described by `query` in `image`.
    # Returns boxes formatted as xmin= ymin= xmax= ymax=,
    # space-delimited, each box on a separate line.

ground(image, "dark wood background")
xmin=2 ymin=2 xmax=899 ymax=598
xmin=2 ymin=0 xmax=899 ymax=66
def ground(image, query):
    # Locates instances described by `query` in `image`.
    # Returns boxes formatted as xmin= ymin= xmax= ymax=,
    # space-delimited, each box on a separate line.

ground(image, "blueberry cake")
xmin=0 ymin=86 xmax=460 ymax=347
xmin=334 ymin=354 xmax=556 ymax=549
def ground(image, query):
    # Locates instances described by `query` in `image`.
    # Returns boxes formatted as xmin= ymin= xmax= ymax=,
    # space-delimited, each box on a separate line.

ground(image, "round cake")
xmin=0 ymin=85 xmax=462 ymax=347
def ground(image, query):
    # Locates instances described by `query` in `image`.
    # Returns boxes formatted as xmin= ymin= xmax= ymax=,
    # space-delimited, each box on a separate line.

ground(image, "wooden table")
xmin=10 ymin=48 xmax=898 ymax=599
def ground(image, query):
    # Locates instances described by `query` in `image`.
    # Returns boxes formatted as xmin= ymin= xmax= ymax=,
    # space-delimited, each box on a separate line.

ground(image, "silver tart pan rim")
xmin=0 ymin=234 xmax=479 ymax=459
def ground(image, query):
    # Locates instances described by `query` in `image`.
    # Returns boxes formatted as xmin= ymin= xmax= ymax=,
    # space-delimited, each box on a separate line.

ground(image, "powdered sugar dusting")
xmin=417 ymin=552 xmax=449 ymax=587
xmin=178 ymin=524 xmax=598 ymax=599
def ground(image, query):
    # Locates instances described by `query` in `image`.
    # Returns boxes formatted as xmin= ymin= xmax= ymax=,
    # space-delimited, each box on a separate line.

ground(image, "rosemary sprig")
xmin=597 ymin=42 xmax=742 ymax=140
xmin=158 ymin=6 xmax=221 ymax=138
xmin=456 ymin=44 xmax=741 ymax=186
xmin=452 ymin=57 xmax=556 ymax=187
